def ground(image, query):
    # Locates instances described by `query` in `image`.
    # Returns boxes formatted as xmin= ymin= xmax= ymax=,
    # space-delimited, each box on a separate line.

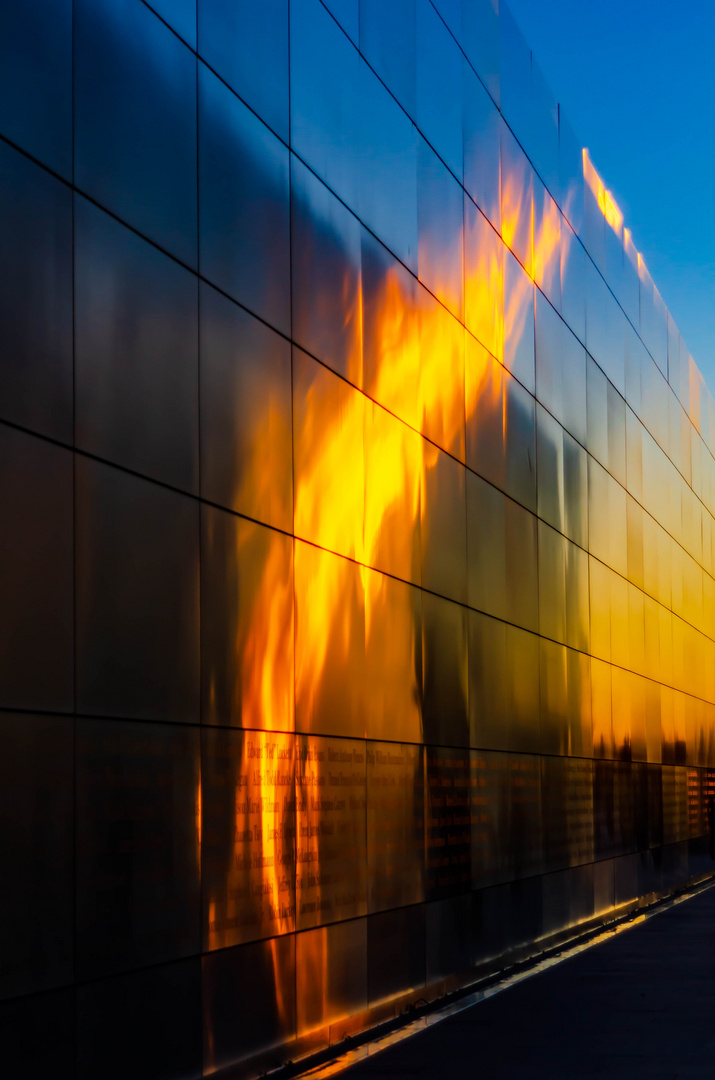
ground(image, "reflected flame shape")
xmin=225 ymin=149 xmax=567 ymax=1035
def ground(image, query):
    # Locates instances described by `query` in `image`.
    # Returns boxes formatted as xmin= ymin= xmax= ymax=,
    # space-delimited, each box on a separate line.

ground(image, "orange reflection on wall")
xmin=225 ymin=123 xmax=661 ymax=964
xmin=292 ymin=165 xmax=569 ymax=743
xmin=533 ymin=183 xmax=562 ymax=303
xmin=464 ymin=202 xmax=504 ymax=359
xmin=203 ymin=729 xmax=295 ymax=953
xmin=583 ymin=149 xmax=623 ymax=234
xmin=237 ymin=527 xmax=294 ymax=734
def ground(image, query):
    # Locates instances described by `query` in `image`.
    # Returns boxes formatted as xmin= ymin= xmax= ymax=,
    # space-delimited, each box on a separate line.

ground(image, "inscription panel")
xmin=202 ymin=728 xmax=295 ymax=950
xmin=367 ymin=741 xmax=424 ymax=912
xmin=541 ymin=756 xmax=594 ymax=873
xmin=425 ymin=747 xmax=471 ymax=899
xmin=471 ymin=751 xmax=543 ymax=888
xmin=296 ymin=735 xmax=367 ymax=929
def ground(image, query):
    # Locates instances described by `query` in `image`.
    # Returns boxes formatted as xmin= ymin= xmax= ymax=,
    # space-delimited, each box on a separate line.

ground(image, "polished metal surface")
xmin=1 ymin=0 xmax=714 ymax=1076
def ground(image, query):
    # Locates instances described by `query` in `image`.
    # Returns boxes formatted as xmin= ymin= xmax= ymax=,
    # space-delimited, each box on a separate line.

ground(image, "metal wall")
xmin=1 ymin=1 xmax=714 ymax=1077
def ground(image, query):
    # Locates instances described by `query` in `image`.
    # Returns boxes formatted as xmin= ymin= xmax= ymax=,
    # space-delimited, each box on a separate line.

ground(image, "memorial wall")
xmin=1 ymin=0 xmax=715 ymax=1077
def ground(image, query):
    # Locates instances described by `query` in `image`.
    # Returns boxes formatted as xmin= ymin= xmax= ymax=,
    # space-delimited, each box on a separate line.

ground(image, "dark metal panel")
xmin=202 ymin=934 xmax=296 ymax=1074
xmin=75 ymin=197 xmax=199 ymax=493
xmin=367 ymin=741 xmax=425 ymax=911
xmin=0 ymin=714 xmax=73 ymax=1000
xmin=367 ymin=904 xmax=425 ymax=1004
xmin=425 ymin=746 xmax=470 ymax=899
xmin=75 ymin=719 xmax=201 ymax=980
xmin=0 ymin=425 xmax=73 ymax=712
xmin=0 ymin=0 xmax=72 ymax=176
xmin=75 ymin=459 xmax=200 ymax=723
xmin=0 ymin=988 xmax=75 ymax=1080
xmin=422 ymin=594 xmax=469 ymax=748
xmin=200 ymin=283 xmax=293 ymax=530
xmin=0 ymin=142 xmax=73 ymax=441
xmin=76 ymin=959 xmax=202 ymax=1080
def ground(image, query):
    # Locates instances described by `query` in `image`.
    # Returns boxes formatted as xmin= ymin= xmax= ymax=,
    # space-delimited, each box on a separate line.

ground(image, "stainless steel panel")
xmin=200 ymin=283 xmax=293 ymax=530
xmin=296 ymin=917 xmax=368 ymax=1036
xmin=202 ymin=935 xmax=296 ymax=1073
xmin=76 ymin=959 xmax=202 ymax=1080
xmin=420 ymin=446 xmax=467 ymax=603
xmin=76 ymin=719 xmax=201 ymax=980
xmin=0 ymin=714 xmax=73 ymax=999
xmin=425 ymin=746 xmax=470 ymax=898
xmin=0 ymin=425 xmax=73 ymax=712
xmin=0 ymin=143 xmax=73 ymax=441
xmin=149 ymin=0 xmax=196 ymax=46
xmin=367 ymin=905 xmax=425 ymax=1004
xmin=323 ymin=0 xmax=359 ymax=42
xmin=293 ymin=348 xmax=365 ymax=563
xmin=501 ymin=125 xmax=533 ymax=276
xmin=198 ymin=0 xmax=288 ymax=139
xmin=419 ymin=286 xmax=466 ymax=458
xmin=201 ymin=505 xmax=294 ymax=730
xmin=3 ymin=0 xmax=715 ymax=1062
xmin=541 ymin=756 xmax=594 ymax=873
xmin=294 ymin=541 xmax=366 ymax=738
xmin=466 ymin=337 xmax=536 ymax=511
xmin=367 ymin=741 xmax=424 ymax=910
xmin=75 ymin=459 xmax=200 ymax=722
xmin=296 ymin=734 xmax=367 ymax=928
xmin=471 ymin=750 xmax=542 ymax=886
xmin=75 ymin=196 xmax=200 ymax=493
xmin=417 ymin=136 xmax=464 ymax=320
xmin=0 ymin=0 xmax=71 ymax=176
xmin=416 ymin=0 xmax=463 ymax=179
xmin=503 ymin=247 xmax=535 ymax=395
xmin=463 ymin=63 xmax=501 ymax=230
xmin=359 ymin=0 xmax=416 ymax=117
xmin=202 ymin=727 xmax=295 ymax=950
xmin=75 ymin=0 xmax=198 ymax=266
xmin=425 ymin=893 xmax=473 ymax=983
xmin=464 ymin=196 xmax=503 ymax=358
xmin=0 ymin=989 xmax=74 ymax=1079
xmin=364 ymin=570 xmax=422 ymax=743
xmin=422 ymin=593 xmax=469 ymax=747
xmin=198 ymin=64 xmax=290 ymax=334
xmin=361 ymin=230 xmax=421 ymax=430
xmin=291 ymin=157 xmax=363 ymax=386
xmin=467 ymin=471 xmax=539 ymax=632
xmin=462 ymin=0 xmax=499 ymax=105
xmin=290 ymin=0 xmax=417 ymax=270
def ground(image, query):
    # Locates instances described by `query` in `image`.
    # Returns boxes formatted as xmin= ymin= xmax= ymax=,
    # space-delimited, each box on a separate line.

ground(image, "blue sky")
xmin=505 ymin=0 xmax=715 ymax=392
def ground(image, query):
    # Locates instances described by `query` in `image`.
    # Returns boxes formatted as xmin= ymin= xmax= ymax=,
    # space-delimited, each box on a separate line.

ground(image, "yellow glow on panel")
xmin=199 ymin=110 xmax=715 ymax=1058
xmin=583 ymin=148 xmax=623 ymax=234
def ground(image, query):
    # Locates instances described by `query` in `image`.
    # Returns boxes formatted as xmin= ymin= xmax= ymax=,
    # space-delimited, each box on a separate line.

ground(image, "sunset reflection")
xmin=7 ymin=0 xmax=715 ymax=1075
xmin=204 ymin=105 xmax=715 ymax=1066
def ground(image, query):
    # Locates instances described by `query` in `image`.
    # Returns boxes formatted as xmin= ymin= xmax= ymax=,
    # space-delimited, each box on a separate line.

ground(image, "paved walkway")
xmin=341 ymin=885 xmax=715 ymax=1079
